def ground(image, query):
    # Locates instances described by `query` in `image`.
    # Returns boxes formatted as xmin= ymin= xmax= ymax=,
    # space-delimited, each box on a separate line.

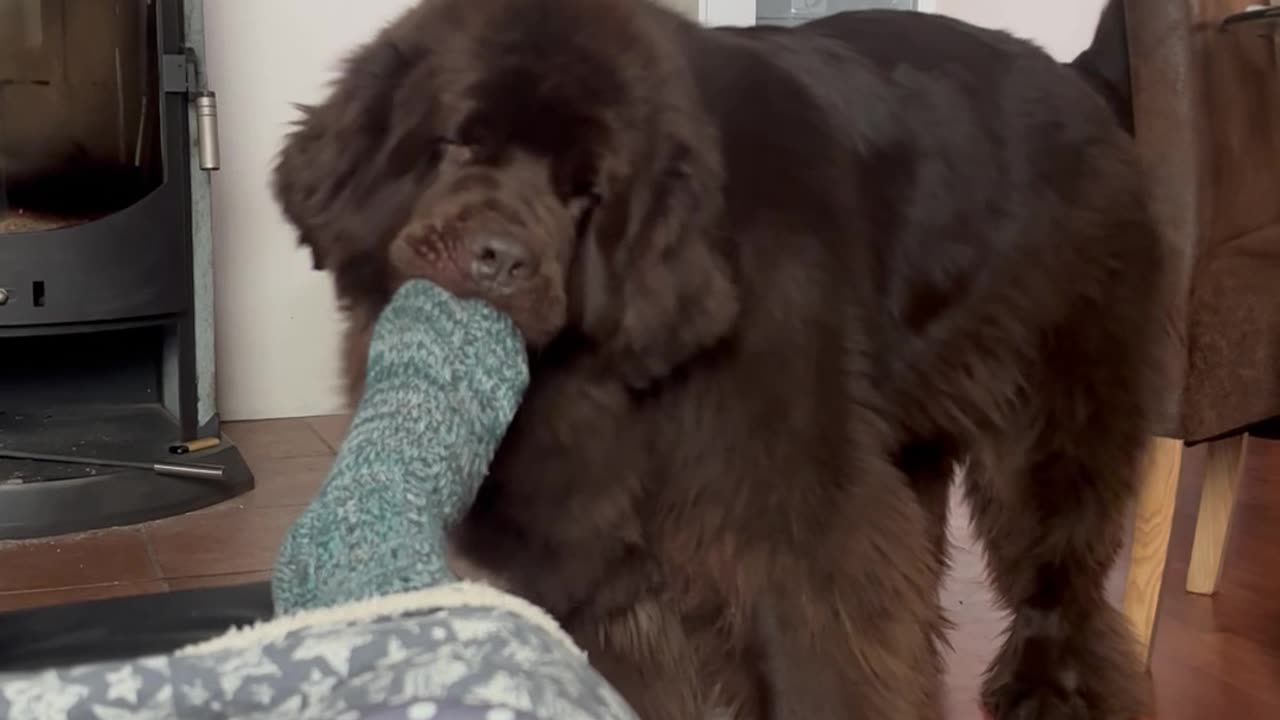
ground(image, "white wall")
xmin=205 ymin=0 xmax=418 ymax=420
xmin=935 ymin=0 xmax=1109 ymax=62
xmin=206 ymin=0 xmax=1114 ymax=421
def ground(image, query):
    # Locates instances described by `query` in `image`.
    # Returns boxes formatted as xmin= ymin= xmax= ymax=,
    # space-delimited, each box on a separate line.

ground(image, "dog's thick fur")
xmin=273 ymin=1 xmax=1167 ymax=717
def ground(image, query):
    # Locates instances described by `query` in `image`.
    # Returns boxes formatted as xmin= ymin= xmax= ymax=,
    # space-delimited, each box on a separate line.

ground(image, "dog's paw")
xmin=982 ymin=608 xmax=1148 ymax=720
xmin=983 ymin=678 xmax=1094 ymax=720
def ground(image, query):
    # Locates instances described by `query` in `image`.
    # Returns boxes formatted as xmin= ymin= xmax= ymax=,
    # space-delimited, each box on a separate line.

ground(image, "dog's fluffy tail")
xmin=1069 ymin=0 xmax=1133 ymax=134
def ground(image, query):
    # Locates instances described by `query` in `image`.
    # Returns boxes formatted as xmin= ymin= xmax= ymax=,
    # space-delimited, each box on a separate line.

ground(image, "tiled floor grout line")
xmin=0 ymin=580 xmax=137 ymax=596
xmin=304 ymin=423 xmax=338 ymax=454
xmin=304 ymin=416 xmax=347 ymax=454
xmin=138 ymin=526 xmax=166 ymax=581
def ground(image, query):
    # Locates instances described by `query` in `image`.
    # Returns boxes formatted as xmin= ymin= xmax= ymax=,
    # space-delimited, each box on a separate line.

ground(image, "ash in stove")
xmin=0 ymin=207 xmax=97 ymax=233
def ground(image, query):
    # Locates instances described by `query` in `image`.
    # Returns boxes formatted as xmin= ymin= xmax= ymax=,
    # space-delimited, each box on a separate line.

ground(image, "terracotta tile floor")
xmin=0 ymin=417 xmax=1277 ymax=717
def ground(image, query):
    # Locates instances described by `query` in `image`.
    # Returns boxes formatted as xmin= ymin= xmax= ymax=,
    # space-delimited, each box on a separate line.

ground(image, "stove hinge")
xmin=162 ymin=47 xmax=221 ymax=171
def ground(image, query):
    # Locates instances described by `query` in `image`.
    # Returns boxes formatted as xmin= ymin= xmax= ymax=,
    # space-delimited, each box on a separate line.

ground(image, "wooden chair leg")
xmin=1185 ymin=434 xmax=1248 ymax=596
xmin=1122 ymin=436 xmax=1183 ymax=664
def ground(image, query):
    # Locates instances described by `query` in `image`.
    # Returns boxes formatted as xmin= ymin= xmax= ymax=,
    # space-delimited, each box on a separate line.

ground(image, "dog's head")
xmin=273 ymin=0 xmax=738 ymax=390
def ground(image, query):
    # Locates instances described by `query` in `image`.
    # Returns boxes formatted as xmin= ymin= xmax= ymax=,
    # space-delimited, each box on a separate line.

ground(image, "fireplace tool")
xmin=0 ymin=449 xmax=225 ymax=481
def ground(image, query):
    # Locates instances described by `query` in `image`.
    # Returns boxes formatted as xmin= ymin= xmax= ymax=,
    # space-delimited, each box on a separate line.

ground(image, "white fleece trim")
xmin=175 ymin=581 xmax=584 ymax=659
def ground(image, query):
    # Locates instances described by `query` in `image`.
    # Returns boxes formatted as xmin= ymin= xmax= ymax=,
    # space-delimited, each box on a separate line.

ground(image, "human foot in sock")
xmin=272 ymin=279 xmax=529 ymax=614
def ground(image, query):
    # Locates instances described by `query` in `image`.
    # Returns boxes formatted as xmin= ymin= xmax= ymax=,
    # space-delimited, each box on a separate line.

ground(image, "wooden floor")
xmin=1 ymin=416 xmax=1277 ymax=717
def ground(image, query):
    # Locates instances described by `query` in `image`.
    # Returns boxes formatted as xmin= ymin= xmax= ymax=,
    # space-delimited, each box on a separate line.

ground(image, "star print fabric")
xmin=0 ymin=586 xmax=637 ymax=720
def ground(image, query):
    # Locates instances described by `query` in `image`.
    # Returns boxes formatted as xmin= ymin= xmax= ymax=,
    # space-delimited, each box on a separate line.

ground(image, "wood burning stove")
xmin=0 ymin=0 xmax=253 ymax=539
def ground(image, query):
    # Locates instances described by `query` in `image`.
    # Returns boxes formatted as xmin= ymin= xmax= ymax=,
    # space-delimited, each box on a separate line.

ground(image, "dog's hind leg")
xmin=962 ymin=298 xmax=1161 ymax=720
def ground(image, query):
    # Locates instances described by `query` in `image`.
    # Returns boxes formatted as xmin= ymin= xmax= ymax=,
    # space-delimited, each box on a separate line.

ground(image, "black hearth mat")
xmin=0 ymin=405 xmax=254 ymax=539
xmin=0 ymin=582 xmax=275 ymax=673
xmin=0 ymin=404 xmax=186 ymax=485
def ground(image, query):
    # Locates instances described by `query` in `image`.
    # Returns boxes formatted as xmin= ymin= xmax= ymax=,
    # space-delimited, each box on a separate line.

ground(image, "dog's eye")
xmin=577 ymin=188 xmax=602 ymax=208
xmin=563 ymin=177 xmax=601 ymax=213
xmin=553 ymin=159 xmax=600 ymax=202
xmin=455 ymin=121 xmax=506 ymax=164
xmin=571 ymin=178 xmax=599 ymax=199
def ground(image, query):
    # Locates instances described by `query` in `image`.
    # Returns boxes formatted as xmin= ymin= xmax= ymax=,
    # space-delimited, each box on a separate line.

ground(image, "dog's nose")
xmin=465 ymin=233 xmax=536 ymax=286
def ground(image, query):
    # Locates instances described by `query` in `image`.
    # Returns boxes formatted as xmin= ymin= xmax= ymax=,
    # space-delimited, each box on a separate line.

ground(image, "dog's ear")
xmin=272 ymin=37 xmax=425 ymax=278
xmin=573 ymin=136 xmax=739 ymax=390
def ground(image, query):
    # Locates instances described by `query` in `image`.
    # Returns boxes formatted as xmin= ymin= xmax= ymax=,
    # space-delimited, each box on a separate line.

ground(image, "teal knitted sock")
xmin=272 ymin=280 xmax=529 ymax=615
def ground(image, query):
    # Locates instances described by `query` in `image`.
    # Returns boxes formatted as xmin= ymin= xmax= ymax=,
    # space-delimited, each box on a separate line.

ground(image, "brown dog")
xmin=273 ymin=1 xmax=1167 ymax=718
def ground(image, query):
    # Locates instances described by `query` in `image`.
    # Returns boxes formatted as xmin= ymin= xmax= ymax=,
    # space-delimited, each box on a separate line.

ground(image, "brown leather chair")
xmin=1117 ymin=0 xmax=1280 ymax=661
